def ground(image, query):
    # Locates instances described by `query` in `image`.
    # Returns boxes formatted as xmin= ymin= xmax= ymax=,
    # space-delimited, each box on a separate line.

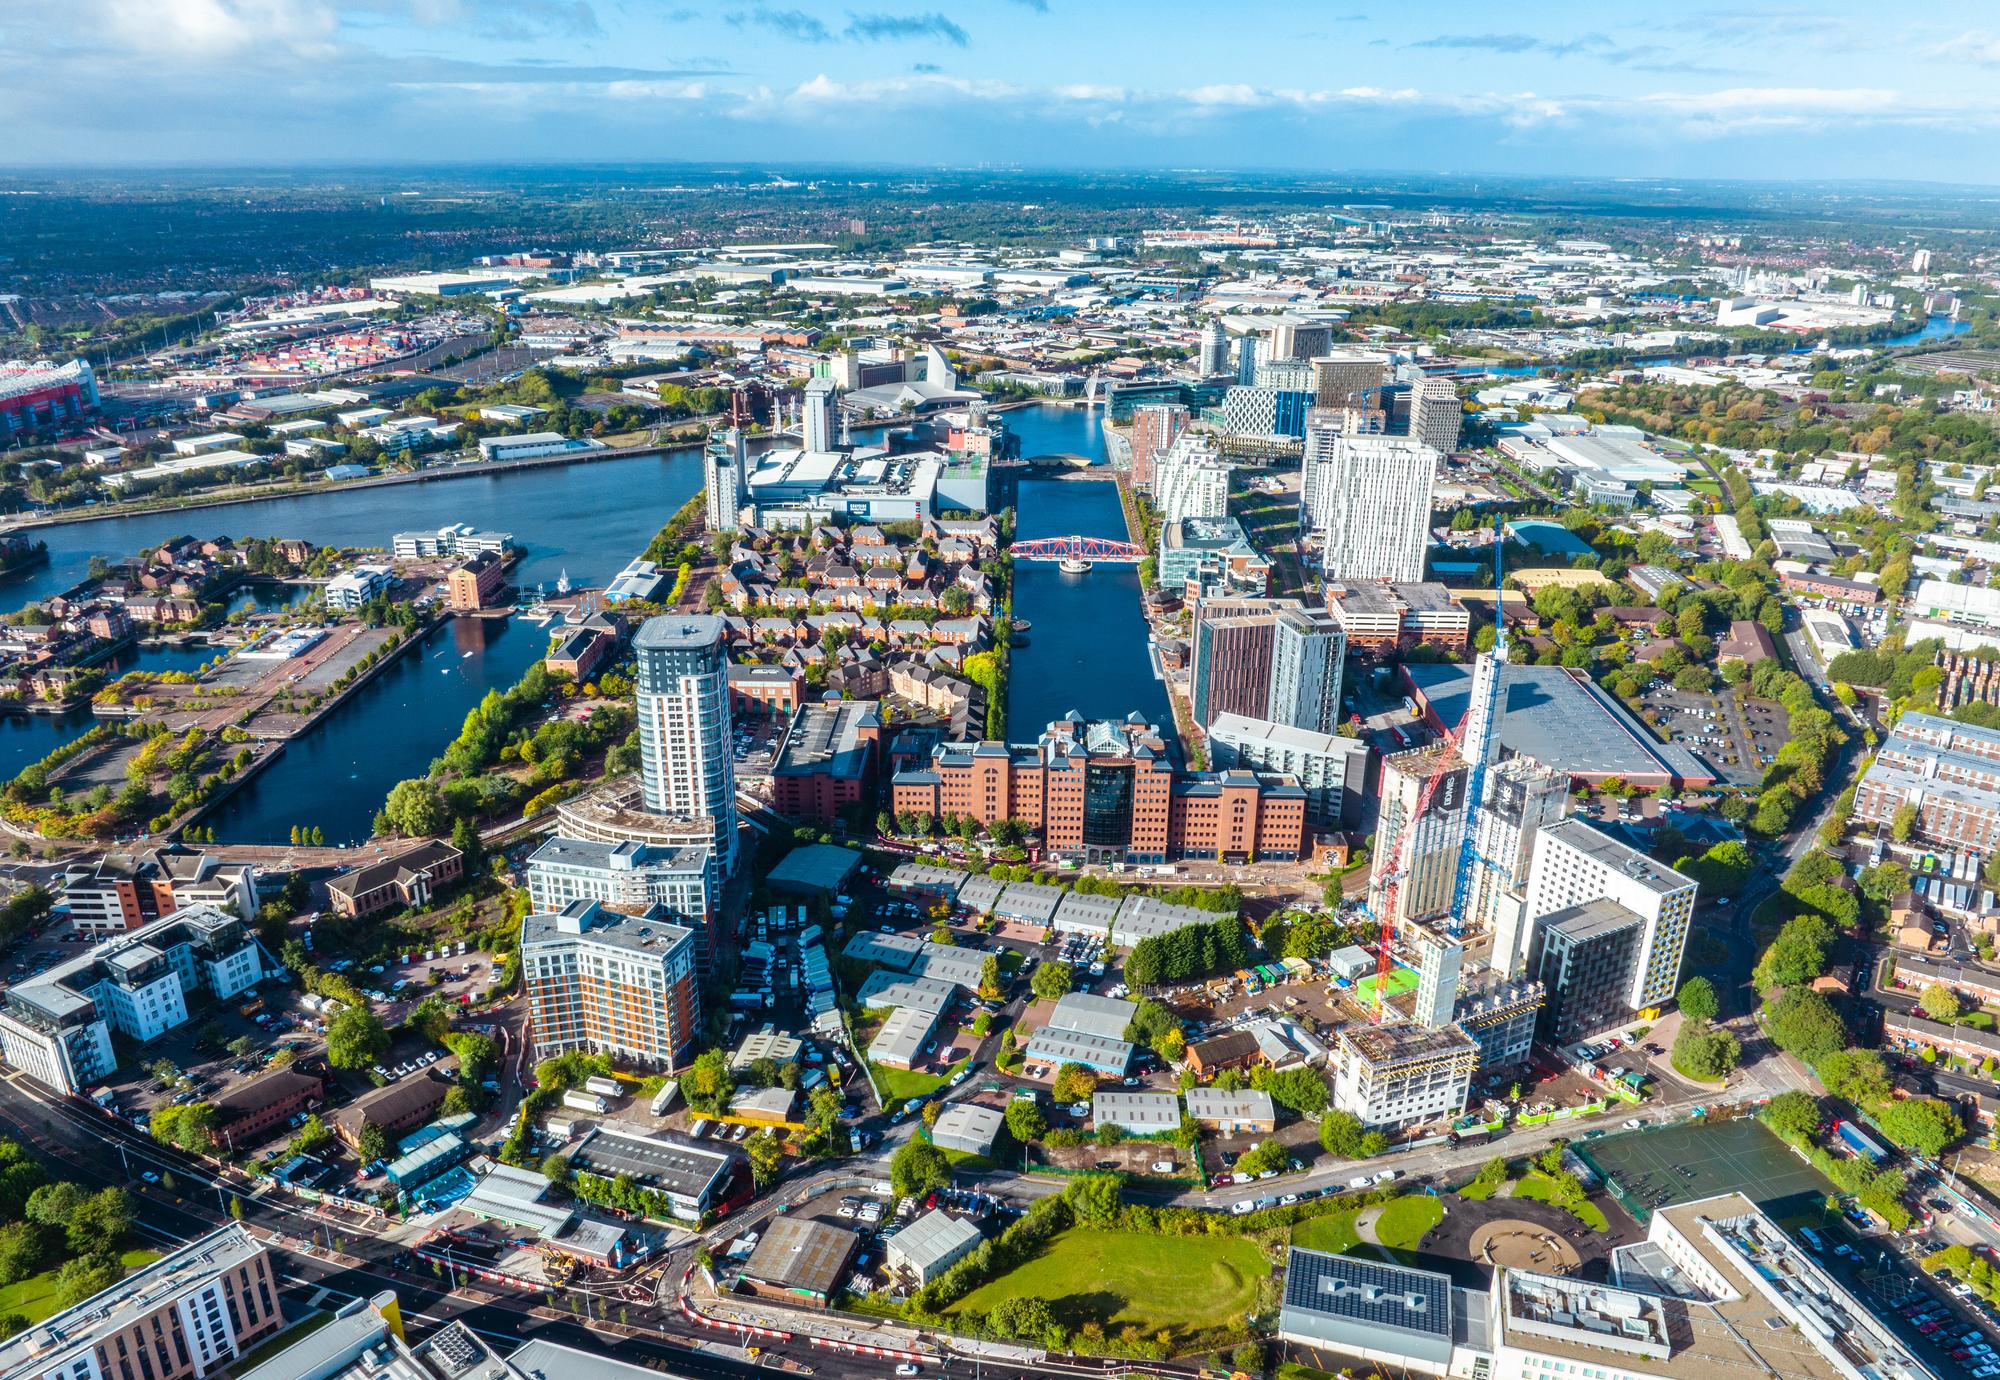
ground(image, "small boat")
xmin=1059 ymin=556 xmax=1092 ymax=574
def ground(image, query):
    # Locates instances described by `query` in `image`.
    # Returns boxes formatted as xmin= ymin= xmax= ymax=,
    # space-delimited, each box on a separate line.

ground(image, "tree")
xmin=382 ymin=777 xmax=449 ymax=837
xmin=66 ymin=1189 xmax=132 ymax=1257
xmin=1891 ymin=801 xmax=1918 ymax=843
xmin=23 ymin=1181 xmax=85 ymax=1230
xmin=1754 ymin=914 xmax=1835 ymax=991
xmin=150 ymin=1102 xmax=220 ymax=1155
xmin=405 ymin=993 xmax=454 ymax=1044
xmin=681 ymin=1049 xmax=734 ymax=1114
xmin=1062 ymin=1172 xmax=1122 ymax=1227
xmin=1258 ymin=1065 xmax=1330 ymax=1116
xmin=326 ymin=1005 xmax=390 ymax=1070
xmin=1875 ymin=1097 xmax=1964 ymax=1156
xmin=1761 ymin=1090 xmax=1822 ymax=1145
xmin=1672 ymin=1023 xmax=1741 ymax=1081
xmin=890 ymin=1139 xmax=950 ymax=1199
xmin=1920 ymin=983 xmax=1963 ymax=1024
xmin=746 ymin=1131 xmax=785 ymax=1187
xmin=445 ymin=1031 xmax=499 ymax=1083
xmin=977 ymin=954 xmax=1003 ymax=1001
xmin=357 ymin=1121 xmax=391 ymax=1164
xmin=989 ymin=1295 xmax=1056 ymax=1344
xmin=52 ymin=1257 xmax=125 ymax=1310
xmin=1005 ymin=1099 xmax=1047 ymax=1144
xmin=1029 ymin=961 xmax=1073 ymax=1001
xmin=1816 ymin=1048 xmax=1892 ymax=1105
xmin=1764 ymin=988 xmax=1848 ymax=1065
xmin=0 ymin=1223 xmax=40 ymax=1287
xmin=1677 ymin=975 xmax=1719 ymax=1025
xmin=1051 ymin=1063 xmax=1097 ymax=1104
xmin=1319 ymin=1109 xmax=1367 ymax=1158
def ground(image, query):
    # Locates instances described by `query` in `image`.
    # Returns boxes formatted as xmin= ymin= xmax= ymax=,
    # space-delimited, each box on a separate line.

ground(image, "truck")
xmin=583 ymin=1075 xmax=622 ymax=1100
xmin=1834 ymin=1119 xmax=1888 ymax=1164
xmin=561 ymin=1090 xmax=609 ymax=1115
xmin=650 ymin=1082 xmax=682 ymax=1116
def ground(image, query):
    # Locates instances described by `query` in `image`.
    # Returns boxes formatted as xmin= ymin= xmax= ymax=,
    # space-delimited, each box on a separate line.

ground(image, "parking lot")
xmin=1637 ymin=683 xmax=1781 ymax=786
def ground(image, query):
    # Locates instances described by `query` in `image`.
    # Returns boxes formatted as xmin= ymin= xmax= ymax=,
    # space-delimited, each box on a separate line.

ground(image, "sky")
xmin=9 ymin=0 xmax=2000 ymax=181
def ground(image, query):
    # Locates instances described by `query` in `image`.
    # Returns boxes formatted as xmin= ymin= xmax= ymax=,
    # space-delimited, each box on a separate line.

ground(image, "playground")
xmin=1577 ymin=1115 xmax=1833 ymax=1225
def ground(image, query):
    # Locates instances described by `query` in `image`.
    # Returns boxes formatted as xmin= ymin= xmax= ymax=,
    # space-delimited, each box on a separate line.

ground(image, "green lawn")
xmin=1513 ymin=1173 xmax=1610 ymax=1232
xmin=0 ymin=1249 xmax=161 ymax=1324
xmin=947 ymin=1228 xmax=1265 ymax=1340
xmin=871 ymin=1057 xmax=968 ymax=1107
xmin=1373 ymin=1195 xmax=1444 ymax=1251
xmin=1288 ymin=1207 xmax=1362 ymax=1254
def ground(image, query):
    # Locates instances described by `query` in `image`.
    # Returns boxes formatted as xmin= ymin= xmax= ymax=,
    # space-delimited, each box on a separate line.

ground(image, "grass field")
xmin=1512 ymin=1173 xmax=1610 ymax=1232
xmin=1373 ymin=1195 xmax=1444 ymax=1251
xmin=1289 ymin=1207 xmax=1362 ymax=1254
xmin=0 ymin=1249 xmax=161 ymax=1324
xmin=947 ymin=1228 xmax=1266 ymax=1339
xmin=1354 ymin=967 xmax=1419 ymax=1005
xmin=869 ymin=1057 xmax=968 ymax=1106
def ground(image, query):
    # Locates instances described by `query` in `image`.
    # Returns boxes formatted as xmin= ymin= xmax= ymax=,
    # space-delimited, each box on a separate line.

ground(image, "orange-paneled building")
xmin=522 ymin=898 xmax=701 ymax=1071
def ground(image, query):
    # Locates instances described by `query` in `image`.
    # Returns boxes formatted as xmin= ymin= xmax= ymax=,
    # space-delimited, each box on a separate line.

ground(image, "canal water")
xmin=198 ymin=614 xmax=550 ymax=846
xmin=0 ymin=640 xmax=219 ymax=783
xmin=1000 ymin=404 xmax=1174 ymax=744
xmin=5 ymin=405 xmax=1168 ymax=838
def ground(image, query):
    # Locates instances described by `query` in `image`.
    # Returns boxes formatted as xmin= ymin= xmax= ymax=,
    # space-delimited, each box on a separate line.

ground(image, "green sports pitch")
xmin=1577 ymin=1116 xmax=1833 ymax=1225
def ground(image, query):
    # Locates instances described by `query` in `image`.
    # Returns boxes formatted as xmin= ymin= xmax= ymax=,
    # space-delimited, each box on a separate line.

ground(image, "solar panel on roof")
xmin=1282 ymin=1249 xmax=1453 ymax=1339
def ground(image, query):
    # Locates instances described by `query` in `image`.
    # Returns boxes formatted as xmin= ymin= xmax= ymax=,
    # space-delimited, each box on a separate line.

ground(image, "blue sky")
xmin=8 ymin=1 xmax=2000 ymax=180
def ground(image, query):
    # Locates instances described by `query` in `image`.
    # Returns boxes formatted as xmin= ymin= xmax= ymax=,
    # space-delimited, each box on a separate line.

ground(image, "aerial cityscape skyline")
xmin=4 ymin=10 xmax=2000 ymax=1379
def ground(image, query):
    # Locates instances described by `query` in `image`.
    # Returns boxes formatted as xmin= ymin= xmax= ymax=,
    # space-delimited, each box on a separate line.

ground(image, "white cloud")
xmin=99 ymin=0 xmax=339 ymax=59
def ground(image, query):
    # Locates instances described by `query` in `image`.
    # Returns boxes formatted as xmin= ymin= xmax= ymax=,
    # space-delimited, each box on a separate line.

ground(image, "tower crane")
xmin=1363 ymin=537 xmax=1508 ymax=1020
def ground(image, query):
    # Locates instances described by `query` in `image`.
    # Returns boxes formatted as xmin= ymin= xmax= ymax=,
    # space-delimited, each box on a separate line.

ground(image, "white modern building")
xmin=1515 ymin=819 xmax=1696 ymax=1011
xmin=477 ymin=432 xmax=608 ymax=463
xmin=0 ymin=905 xmax=267 ymax=1094
xmin=1152 ymin=431 xmax=1232 ymax=525
xmin=1303 ymin=430 xmax=1437 ymax=583
xmin=323 ymin=564 xmax=392 ymax=610
xmin=634 ymin=615 xmax=737 ymax=874
xmin=1197 ymin=318 xmax=1231 ymax=377
xmin=1281 ymin=1194 xmax=1934 ymax=1380
xmin=392 ymin=523 xmax=512 ymax=558
xmin=704 ymin=424 xmax=748 ymax=534
xmin=1207 ymin=713 xmax=1369 ymax=828
xmin=525 ymin=837 xmax=714 ymax=936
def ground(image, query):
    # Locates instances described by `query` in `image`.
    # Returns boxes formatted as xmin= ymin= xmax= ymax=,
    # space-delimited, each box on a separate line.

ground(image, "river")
xmin=0 ymin=450 xmax=706 ymax=613
xmin=999 ymin=405 xmax=1174 ymax=744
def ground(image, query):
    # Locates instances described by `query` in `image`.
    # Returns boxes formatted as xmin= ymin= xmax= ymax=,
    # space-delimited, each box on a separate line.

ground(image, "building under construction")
xmin=1330 ymin=1020 xmax=1479 ymax=1129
